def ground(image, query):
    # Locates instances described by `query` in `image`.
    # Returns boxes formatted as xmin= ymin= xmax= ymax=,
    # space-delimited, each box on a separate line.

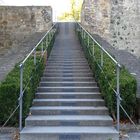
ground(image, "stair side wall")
xmin=81 ymin=0 xmax=140 ymax=58
xmin=0 ymin=6 xmax=52 ymax=53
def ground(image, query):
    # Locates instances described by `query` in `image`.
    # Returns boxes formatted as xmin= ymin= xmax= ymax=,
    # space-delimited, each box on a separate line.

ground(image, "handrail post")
xmin=92 ymin=42 xmax=95 ymax=56
xmin=46 ymin=37 xmax=48 ymax=49
xmin=19 ymin=64 xmax=23 ymax=131
xmin=34 ymin=49 xmax=36 ymax=65
xmin=116 ymin=65 xmax=120 ymax=131
xmin=41 ymin=41 xmax=44 ymax=56
xmin=48 ymin=33 xmax=50 ymax=42
xmin=101 ymin=50 xmax=104 ymax=67
xmin=45 ymin=36 xmax=48 ymax=49
xmin=83 ymin=31 xmax=85 ymax=39
xmin=80 ymin=26 xmax=82 ymax=37
xmin=87 ymin=35 xmax=89 ymax=47
xmin=82 ymin=29 xmax=84 ymax=39
xmin=50 ymin=32 xmax=52 ymax=40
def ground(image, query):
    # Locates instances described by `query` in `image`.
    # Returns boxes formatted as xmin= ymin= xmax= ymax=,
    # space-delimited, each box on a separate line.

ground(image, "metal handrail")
xmin=75 ymin=22 xmax=121 ymax=132
xmin=75 ymin=22 xmax=139 ymax=132
xmin=20 ymin=24 xmax=56 ymax=67
xmin=19 ymin=23 xmax=57 ymax=131
xmin=76 ymin=22 xmax=121 ymax=68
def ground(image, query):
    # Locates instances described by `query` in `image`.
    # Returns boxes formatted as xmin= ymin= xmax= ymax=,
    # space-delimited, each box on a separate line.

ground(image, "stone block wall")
xmin=81 ymin=0 xmax=140 ymax=58
xmin=0 ymin=6 xmax=52 ymax=53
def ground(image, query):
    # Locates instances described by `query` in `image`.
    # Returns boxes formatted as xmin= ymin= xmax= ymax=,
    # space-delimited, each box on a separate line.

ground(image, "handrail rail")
xmin=20 ymin=24 xmax=56 ymax=67
xmin=0 ymin=23 xmax=57 ymax=131
xmin=77 ymin=22 xmax=121 ymax=68
xmin=75 ymin=21 xmax=139 ymax=132
xmin=75 ymin=21 xmax=121 ymax=131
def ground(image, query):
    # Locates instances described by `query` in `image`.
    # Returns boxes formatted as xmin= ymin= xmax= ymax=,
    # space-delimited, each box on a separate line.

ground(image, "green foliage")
xmin=36 ymin=30 xmax=56 ymax=52
xmin=0 ymin=57 xmax=44 ymax=126
xmin=77 ymin=29 xmax=137 ymax=119
xmin=58 ymin=0 xmax=83 ymax=21
xmin=0 ymin=30 xmax=56 ymax=126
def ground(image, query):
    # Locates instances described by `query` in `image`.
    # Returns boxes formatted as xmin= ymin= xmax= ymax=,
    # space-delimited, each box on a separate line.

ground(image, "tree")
xmin=58 ymin=0 xmax=83 ymax=21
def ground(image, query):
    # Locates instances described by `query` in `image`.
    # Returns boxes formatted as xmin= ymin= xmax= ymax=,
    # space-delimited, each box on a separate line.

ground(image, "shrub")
xmin=0 ymin=30 xmax=56 ymax=126
xmin=0 ymin=57 xmax=44 ymax=126
xmin=77 ymin=29 xmax=137 ymax=119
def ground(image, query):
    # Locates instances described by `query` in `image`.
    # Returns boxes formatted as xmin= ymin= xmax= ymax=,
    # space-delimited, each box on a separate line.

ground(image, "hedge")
xmin=0 ymin=30 xmax=56 ymax=126
xmin=77 ymin=29 xmax=137 ymax=119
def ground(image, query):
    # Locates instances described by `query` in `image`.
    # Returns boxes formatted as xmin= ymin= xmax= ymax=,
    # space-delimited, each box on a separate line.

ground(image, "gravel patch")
xmin=0 ymin=127 xmax=19 ymax=140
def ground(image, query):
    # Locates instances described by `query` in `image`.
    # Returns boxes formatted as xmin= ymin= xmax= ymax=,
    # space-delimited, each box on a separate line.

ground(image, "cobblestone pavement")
xmin=0 ymin=32 xmax=45 ymax=82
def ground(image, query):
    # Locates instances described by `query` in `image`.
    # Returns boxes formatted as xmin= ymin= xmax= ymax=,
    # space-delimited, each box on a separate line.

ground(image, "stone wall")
xmin=81 ymin=0 xmax=140 ymax=58
xmin=0 ymin=6 xmax=52 ymax=53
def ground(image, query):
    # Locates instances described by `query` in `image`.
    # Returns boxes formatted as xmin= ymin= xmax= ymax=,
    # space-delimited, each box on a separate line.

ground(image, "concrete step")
xmin=47 ymin=60 xmax=87 ymax=63
xmin=41 ymin=77 xmax=94 ymax=82
xmin=50 ymin=52 xmax=84 ymax=54
xmin=46 ymin=66 xmax=90 ymax=69
xmin=48 ymin=56 xmax=85 ymax=58
xmin=50 ymin=53 xmax=84 ymax=55
xmin=47 ymin=62 xmax=88 ymax=65
xmin=30 ymin=106 xmax=109 ymax=115
xmin=25 ymin=115 xmax=113 ymax=127
xmin=35 ymin=92 xmax=102 ymax=99
xmin=37 ymin=86 xmax=99 ymax=92
xmin=20 ymin=126 xmax=119 ymax=140
xmin=39 ymin=81 xmax=97 ymax=87
xmin=44 ymin=69 xmax=91 ymax=73
xmin=43 ymin=73 xmax=93 ymax=77
xmin=48 ymin=59 xmax=87 ymax=61
xmin=45 ymin=68 xmax=91 ymax=71
xmin=50 ymin=54 xmax=85 ymax=56
xmin=33 ymin=99 xmax=105 ymax=106
xmin=46 ymin=64 xmax=89 ymax=67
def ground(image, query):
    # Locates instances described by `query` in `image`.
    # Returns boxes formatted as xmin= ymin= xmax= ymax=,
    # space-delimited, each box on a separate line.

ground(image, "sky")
xmin=0 ymin=0 xmax=72 ymax=21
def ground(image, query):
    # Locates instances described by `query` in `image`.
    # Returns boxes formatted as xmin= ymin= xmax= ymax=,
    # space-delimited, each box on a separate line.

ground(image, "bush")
xmin=0 ymin=29 xmax=56 ymax=126
xmin=0 ymin=57 xmax=44 ymax=126
xmin=77 ymin=29 xmax=137 ymax=119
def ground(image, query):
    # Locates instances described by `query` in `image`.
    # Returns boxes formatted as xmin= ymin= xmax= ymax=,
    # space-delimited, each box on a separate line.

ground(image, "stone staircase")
xmin=20 ymin=23 xmax=119 ymax=140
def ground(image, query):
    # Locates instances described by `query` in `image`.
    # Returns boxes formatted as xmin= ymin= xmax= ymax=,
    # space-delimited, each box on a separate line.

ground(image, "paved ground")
xmin=120 ymin=132 xmax=140 ymax=140
xmin=0 ymin=127 xmax=19 ymax=140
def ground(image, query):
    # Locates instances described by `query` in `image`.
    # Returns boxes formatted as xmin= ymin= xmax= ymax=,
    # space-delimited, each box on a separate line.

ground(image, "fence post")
xmin=116 ymin=65 xmax=120 ymax=131
xmin=19 ymin=64 xmax=23 ymax=131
